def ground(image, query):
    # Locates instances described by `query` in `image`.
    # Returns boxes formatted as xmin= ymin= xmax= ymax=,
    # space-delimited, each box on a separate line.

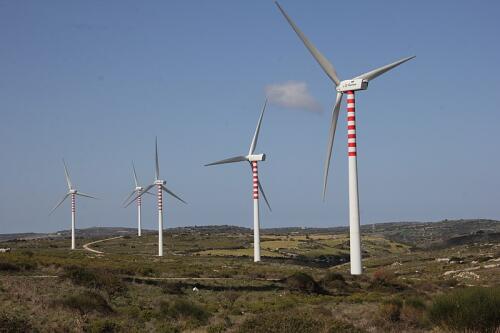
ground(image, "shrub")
xmin=56 ymin=290 xmax=113 ymax=314
xmin=378 ymin=298 xmax=402 ymax=322
xmin=160 ymin=282 xmax=184 ymax=295
xmin=158 ymin=299 xmax=210 ymax=325
xmin=429 ymin=286 xmax=500 ymax=332
xmin=0 ymin=262 xmax=20 ymax=272
xmin=327 ymin=320 xmax=365 ymax=333
xmin=284 ymin=272 xmax=326 ymax=294
xmin=85 ymin=319 xmax=119 ymax=333
xmin=237 ymin=311 xmax=323 ymax=333
xmin=62 ymin=265 xmax=126 ymax=296
xmin=321 ymin=272 xmax=347 ymax=290
xmin=0 ymin=312 xmax=34 ymax=333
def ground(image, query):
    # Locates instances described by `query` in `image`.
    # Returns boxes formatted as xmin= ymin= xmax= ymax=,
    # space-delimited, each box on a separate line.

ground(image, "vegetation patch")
xmin=0 ymin=311 xmax=34 ymax=333
xmin=55 ymin=290 xmax=114 ymax=314
xmin=429 ymin=286 xmax=500 ymax=332
xmin=283 ymin=272 xmax=327 ymax=294
xmin=158 ymin=299 xmax=210 ymax=326
xmin=62 ymin=265 xmax=126 ymax=296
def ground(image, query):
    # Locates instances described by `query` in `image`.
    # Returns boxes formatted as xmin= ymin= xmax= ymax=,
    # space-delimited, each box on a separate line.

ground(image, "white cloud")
xmin=265 ymin=81 xmax=322 ymax=112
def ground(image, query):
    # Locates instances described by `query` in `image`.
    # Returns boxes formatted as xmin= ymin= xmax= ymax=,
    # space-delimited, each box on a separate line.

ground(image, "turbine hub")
xmin=336 ymin=79 xmax=368 ymax=92
xmin=247 ymin=153 xmax=265 ymax=162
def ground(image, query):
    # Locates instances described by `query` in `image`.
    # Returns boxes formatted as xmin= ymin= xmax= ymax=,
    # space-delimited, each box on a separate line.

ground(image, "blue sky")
xmin=1 ymin=1 xmax=499 ymax=233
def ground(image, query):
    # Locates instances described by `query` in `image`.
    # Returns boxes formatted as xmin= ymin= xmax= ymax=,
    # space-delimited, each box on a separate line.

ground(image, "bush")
xmin=0 ymin=312 xmax=34 ymax=333
xmin=160 ymin=282 xmax=184 ymax=295
xmin=284 ymin=272 xmax=326 ymax=294
xmin=321 ymin=272 xmax=347 ymax=290
xmin=158 ymin=299 xmax=210 ymax=325
xmin=56 ymin=290 xmax=113 ymax=314
xmin=429 ymin=286 xmax=500 ymax=332
xmin=238 ymin=311 xmax=323 ymax=333
xmin=0 ymin=262 xmax=20 ymax=272
xmin=62 ymin=266 xmax=126 ymax=296
xmin=378 ymin=298 xmax=402 ymax=322
xmin=85 ymin=319 xmax=119 ymax=333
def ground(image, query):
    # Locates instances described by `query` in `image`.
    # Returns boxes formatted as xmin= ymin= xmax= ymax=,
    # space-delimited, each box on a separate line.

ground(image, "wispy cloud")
xmin=265 ymin=81 xmax=322 ymax=112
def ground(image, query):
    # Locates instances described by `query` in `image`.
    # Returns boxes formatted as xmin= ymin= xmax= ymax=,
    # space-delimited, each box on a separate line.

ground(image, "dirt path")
xmin=82 ymin=236 xmax=124 ymax=254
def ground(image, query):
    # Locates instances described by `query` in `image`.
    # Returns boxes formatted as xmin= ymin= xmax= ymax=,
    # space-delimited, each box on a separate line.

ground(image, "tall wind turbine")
xmin=205 ymin=100 xmax=272 ymax=262
xmin=50 ymin=160 xmax=98 ymax=250
xmin=126 ymin=138 xmax=186 ymax=256
xmin=123 ymin=162 xmax=153 ymax=237
xmin=276 ymin=2 xmax=414 ymax=275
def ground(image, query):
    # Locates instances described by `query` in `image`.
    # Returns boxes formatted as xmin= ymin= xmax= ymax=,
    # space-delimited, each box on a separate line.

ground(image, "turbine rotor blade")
xmin=155 ymin=137 xmax=160 ymax=180
xmin=132 ymin=161 xmax=139 ymax=188
xmin=125 ymin=184 xmax=154 ymax=208
xmin=49 ymin=193 xmax=70 ymax=215
xmin=354 ymin=56 xmax=415 ymax=82
xmin=62 ymin=159 xmax=72 ymax=190
xmin=76 ymin=192 xmax=98 ymax=200
xmin=323 ymin=92 xmax=343 ymax=200
xmin=122 ymin=190 xmax=137 ymax=206
xmin=204 ymin=155 xmax=248 ymax=167
xmin=275 ymin=2 xmax=341 ymax=86
xmin=248 ymin=99 xmax=268 ymax=155
xmin=162 ymin=185 xmax=187 ymax=204
xmin=258 ymin=181 xmax=272 ymax=212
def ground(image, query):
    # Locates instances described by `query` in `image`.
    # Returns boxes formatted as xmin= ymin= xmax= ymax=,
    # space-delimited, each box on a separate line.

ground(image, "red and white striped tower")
xmin=71 ymin=192 xmax=76 ymax=250
xmin=157 ymin=183 xmax=164 ymax=256
xmin=252 ymin=161 xmax=261 ymax=262
xmin=346 ymin=91 xmax=362 ymax=275
xmin=137 ymin=189 xmax=142 ymax=237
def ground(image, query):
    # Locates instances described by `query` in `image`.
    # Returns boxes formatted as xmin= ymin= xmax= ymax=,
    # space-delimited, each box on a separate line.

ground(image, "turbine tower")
xmin=50 ymin=160 xmax=98 ymax=250
xmin=276 ymin=2 xmax=414 ymax=275
xmin=123 ymin=162 xmax=153 ymax=237
xmin=205 ymin=100 xmax=271 ymax=262
xmin=126 ymin=138 xmax=186 ymax=256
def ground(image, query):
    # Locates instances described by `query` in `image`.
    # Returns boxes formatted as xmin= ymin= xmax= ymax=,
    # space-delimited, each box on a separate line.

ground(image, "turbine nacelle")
xmin=69 ymin=189 xmax=77 ymax=194
xmin=336 ymin=79 xmax=369 ymax=92
xmin=135 ymin=186 xmax=143 ymax=191
xmin=154 ymin=180 xmax=166 ymax=186
xmin=247 ymin=153 xmax=266 ymax=162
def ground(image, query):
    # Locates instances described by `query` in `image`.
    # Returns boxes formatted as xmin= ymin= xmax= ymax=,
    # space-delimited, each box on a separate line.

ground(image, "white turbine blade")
xmin=354 ymin=56 xmax=415 ymax=82
xmin=76 ymin=192 xmax=98 ymax=200
xmin=248 ymin=99 xmax=268 ymax=155
xmin=323 ymin=92 xmax=343 ymax=200
xmin=275 ymin=2 xmax=341 ymax=86
xmin=204 ymin=155 xmax=248 ymax=167
xmin=49 ymin=193 xmax=70 ymax=215
xmin=125 ymin=184 xmax=154 ymax=208
xmin=162 ymin=185 xmax=187 ymax=204
xmin=122 ymin=190 xmax=137 ymax=206
xmin=155 ymin=137 xmax=160 ymax=180
xmin=132 ymin=161 xmax=139 ymax=188
xmin=62 ymin=159 xmax=72 ymax=190
xmin=258 ymin=181 xmax=272 ymax=212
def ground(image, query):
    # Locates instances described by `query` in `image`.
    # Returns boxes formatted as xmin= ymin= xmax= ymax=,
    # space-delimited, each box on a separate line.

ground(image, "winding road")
xmin=82 ymin=236 xmax=124 ymax=254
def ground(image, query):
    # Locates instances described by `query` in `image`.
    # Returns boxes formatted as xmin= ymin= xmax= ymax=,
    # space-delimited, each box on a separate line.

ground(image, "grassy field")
xmin=0 ymin=221 xmax=499 ymax=332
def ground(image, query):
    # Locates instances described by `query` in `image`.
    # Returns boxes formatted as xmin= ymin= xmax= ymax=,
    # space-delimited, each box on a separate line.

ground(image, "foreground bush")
xmin=0 ymin=312 xmax=35 ymax=333
xmin=62 ymin=265 xmax=126 ymax=296
xmin=237 ymin=311 xmax=363 ymax=333
xmin=429 ymin=286 xmax=500 ymax=332
xmin=56 ymin=290 xmax=113 ymax=315
xmin=284 ymin=272 xmax=327 ymax=294
xmin=158 ymin=299 xmax=210 ymax=326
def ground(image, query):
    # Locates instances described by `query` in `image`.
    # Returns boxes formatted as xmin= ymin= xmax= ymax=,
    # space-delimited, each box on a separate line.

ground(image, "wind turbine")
xmin=205 ymin=100 xmax=271 ymax=262
xmin=126 ymin=138 xmax=186 ymax=256
xmin=50 ymin=160 xmax=98 ymax=250
xmin=276 ymin=2 xmax=414 ymax=275
xmin=123 ymin=162 xmax=153 ymax=237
